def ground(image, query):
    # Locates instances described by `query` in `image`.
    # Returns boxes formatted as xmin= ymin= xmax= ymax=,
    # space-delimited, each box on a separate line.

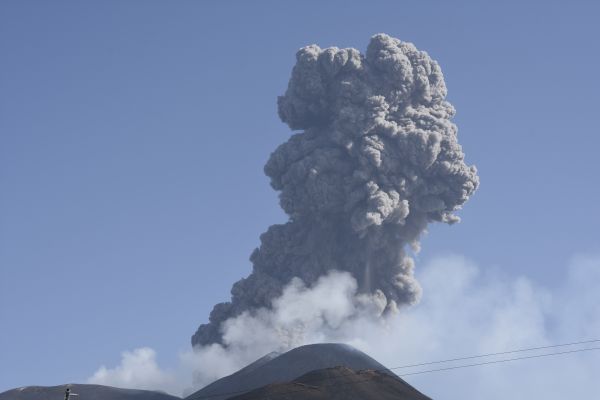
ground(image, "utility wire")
xmin=398 ymin=346 xmax=600 ymax=377
xmin=187 ymin=340 xmax=600 ymax=400
xmin=390 ymin=338 xmax=600 ymax=370
xmin=243 ymin=346 xmax=600 ymax=400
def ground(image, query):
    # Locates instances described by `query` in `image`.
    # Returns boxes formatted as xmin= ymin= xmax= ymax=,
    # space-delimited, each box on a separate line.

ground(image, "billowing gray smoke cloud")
xmin=192 ymin=33 xmax=479 ymax=347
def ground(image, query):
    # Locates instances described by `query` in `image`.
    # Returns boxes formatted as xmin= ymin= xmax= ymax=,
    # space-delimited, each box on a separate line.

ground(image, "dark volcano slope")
xmin=186 ymin=343 xmax=428 ymax=400
xmin=229 ymin=366 xmax=431 ymax=400
xmin=0 ymin=384 xmax=181 ymax=400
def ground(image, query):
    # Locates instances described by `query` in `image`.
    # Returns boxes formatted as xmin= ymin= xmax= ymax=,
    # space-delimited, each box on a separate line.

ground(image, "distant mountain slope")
xmin=186 ymin=343 xmax=427 ymax=400
xmin=228 ymin=366 xmax=431 ymax=400
xmin=0 ymin=384 xmax=181 ymax=400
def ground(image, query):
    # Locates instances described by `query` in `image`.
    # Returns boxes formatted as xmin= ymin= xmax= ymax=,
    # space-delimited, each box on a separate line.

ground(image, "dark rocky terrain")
xmin=228 ymin=366 xmax=431 ymax=400
xmin=186 ymin=343 xmax=429 ymax=400
xmin=0 ymin=384 xmax=180 ymax=400
xmin=0 ymin=343 xmax=432 ymax=400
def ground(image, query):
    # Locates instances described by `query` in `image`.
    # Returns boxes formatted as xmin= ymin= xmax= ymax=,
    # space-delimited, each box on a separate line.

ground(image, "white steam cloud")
xmin=89 ymin=254 xmax=600 ymax=399
xmin=87 ymin=348 xmax=177 ymax=393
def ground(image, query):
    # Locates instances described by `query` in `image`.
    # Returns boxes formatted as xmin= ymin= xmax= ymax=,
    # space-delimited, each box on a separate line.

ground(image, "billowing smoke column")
xmin=192 ymin=34 xmax=479 ymax=347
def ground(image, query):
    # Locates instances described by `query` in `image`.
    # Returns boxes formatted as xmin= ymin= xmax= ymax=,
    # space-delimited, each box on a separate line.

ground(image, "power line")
xmin=187 ymin=340 xmax=600 ymax=400
xmin=390 ymin=338 xmax=600 ymax=370
xmin=259 ymin=346 xmax=600 ymax=400
xmin=210 ymin=346 xmax=600 ymax=400
xmin=398 ymin=346 xmax=600 ymax=376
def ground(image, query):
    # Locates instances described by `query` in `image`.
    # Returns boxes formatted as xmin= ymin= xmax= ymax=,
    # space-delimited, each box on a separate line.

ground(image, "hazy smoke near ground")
xmin=88 ymin=348 xmax=178 ymax=394
xmin=192 ymin=34 xmax=478 ymax=345
xmin=192 ymin=33 xmax=479 ymax=347
xmin=90 ymin=254 xmax=600 ymax=400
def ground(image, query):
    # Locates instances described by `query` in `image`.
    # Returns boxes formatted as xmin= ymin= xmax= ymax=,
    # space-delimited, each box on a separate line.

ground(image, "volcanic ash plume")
xmin=192 ymin=33 xmax=479 ymax=347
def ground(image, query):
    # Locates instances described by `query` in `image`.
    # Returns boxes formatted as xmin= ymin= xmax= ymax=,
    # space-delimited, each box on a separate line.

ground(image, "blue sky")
xmin=1 ymin=0 xmax=599 ymax=395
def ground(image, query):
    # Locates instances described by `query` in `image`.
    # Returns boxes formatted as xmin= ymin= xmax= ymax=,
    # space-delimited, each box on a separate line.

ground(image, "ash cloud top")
xmin=192 ymin=33 xmax=479 ymax=347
